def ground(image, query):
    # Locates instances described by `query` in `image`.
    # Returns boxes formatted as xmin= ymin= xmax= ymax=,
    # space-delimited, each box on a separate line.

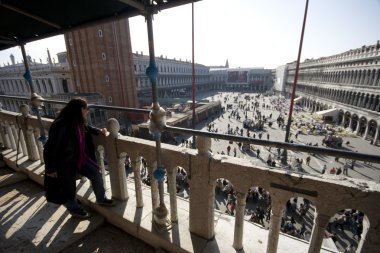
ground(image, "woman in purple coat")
xmin=43 ymin=98 xmax=114 ymax=218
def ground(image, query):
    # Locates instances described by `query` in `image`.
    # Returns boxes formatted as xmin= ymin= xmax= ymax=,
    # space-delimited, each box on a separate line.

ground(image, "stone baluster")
xmin=266 ymin=200 xmax=284 ymax=253
xmin=5 ymin=121 xmax=16 ymax=150
xmin=149 ymin=161 xmax=159 ymax=211
xmin=1 ymin=123 xmax=12 ymax=149
xmin=24 ymin=126 xmax=39 ymax=161
xmin=189 ymin=136 xmax=215 ymax=240
xmin=233 ymin=191 xmax=247 ymax=251
xmin=96 ymin=146 xmax=107 ymax=189
xmin=308 ymin=213 xmax=331 ymax=253
xmin=106 ymin=118 xmax=128 ymax=200
xmin=133 ymin=157 xmax=144 ymax=208
xmin=0 ymin=123 xmax=10 ymax=149
xmin=10 ymin=121 xmax=19 ymax=150
xmin=18 ymin=105 xmax=33 ymax=158
xmin=166 ymin=165 xmax=178 ymax=222
xmin=118 ymin=152 xmax=129 ymax=200
xmin=18 ymin=128 xmax=28 ymax=156
xmin=33 ymin=128 xmax=43 ymax=163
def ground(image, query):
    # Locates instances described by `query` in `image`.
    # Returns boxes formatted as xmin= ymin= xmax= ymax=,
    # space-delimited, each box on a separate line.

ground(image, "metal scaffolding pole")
xmin=20 ymin=44 xmax=47 ymax=144
xmin=145 ymin=10 xmax=170 ymax=228
xmin=281 ymin=0 xmax=309 ymax=164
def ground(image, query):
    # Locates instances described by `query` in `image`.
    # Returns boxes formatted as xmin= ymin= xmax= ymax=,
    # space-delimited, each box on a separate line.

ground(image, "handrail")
xmin=165 ymin=125 xmax=380 ymax=164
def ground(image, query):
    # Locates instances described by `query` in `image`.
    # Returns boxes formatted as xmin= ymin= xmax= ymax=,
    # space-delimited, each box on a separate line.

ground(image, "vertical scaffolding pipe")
xmin=20 ymin=44 xmax=47 ymax=143
xmin=145 ymin=11 xmax=168 ymax=223
xmin=191 ymin=1 xmax=196 ymax=148
xmin=282 ymin=0 xmax=309 ymax=164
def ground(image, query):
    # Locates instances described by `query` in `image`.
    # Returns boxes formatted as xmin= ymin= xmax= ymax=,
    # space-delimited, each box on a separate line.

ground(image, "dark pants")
xmin=65 ymin=160 xmax=106 ymax=212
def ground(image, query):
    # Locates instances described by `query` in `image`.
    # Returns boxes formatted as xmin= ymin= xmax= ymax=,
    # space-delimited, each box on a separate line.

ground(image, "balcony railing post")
xmin=233 ymin=191 xmax=247 ymax=251
xmin=166 ymin=165 xmax=178 ymax=223
xmin=145 ymin=9 xmax=169 ymax=227
xmin=5 ymin=121 xmax=16 ymax=150
xmin=24 ymin=125 xmax=39 ymax=161
xmin=149 ymin=162 xmax=159 ymax=210
xmin=133 ymin=157 xmax=144 ymax=208
xmin=308 ymin=213 xmax=331 ymax=253
xmin=106 ymin=118 xmax=128 ymax=200
xmin=266 ymin=198 xmax=284 ymax=253
xmin=189 ymin=136 xmax=215 ymax=239
xmin=96 ymin=146 xmax=107 ymax=190
xmin=0 ymin=121 xmax=10 ymax=149
xmin=33 ymin=128 xmax=44 ymax=163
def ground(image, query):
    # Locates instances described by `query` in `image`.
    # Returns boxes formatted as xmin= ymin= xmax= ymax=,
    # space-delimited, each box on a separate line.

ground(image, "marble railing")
xmin=1 ymin=109 xmax=380 ymax=253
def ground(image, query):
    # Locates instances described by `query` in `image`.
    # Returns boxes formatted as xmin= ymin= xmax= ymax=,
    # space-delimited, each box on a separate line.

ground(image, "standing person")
xmin=321 ymin=164 xmax=326 ymax=174
xmin=306 ymin=156 xmax=311 ymax=166
xmin=43 ymin=98 xmax=115 ymax=219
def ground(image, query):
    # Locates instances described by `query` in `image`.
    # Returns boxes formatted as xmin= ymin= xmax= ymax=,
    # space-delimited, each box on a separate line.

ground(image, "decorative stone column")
xmin=106 ymin=118 xmax=128 ymax=200
xmin=33 ymin=128 xmax=43 ymax=163
xmin=25 ymin=126 xmax=39 ymax=161
xmin=189 ymin=136 xmax=215 ymax=239
xmin=166 ymin=165 xmax=178 ymax=222
xmin=233 ymin=191 xmax=247 ymax=251
xmin=341 ymin=113 xmax=346 ymax=127
xmin=0 ymin=123 xmax=11 ymax=149
xmin=10 ymin=122 xmax=19 ymax=150
xmin=308 ymin=213 xmax=331 ymax=253
xmin=149 ymin=162 xmax=159 ymax=211
xmin=133 ymin=157 xmax=144 ymax=208
xmin=96 ymin=146 xmax=107 ymax=189
xmin=5 ymin=121 xmax=16 ymax=150
xmin=266 ymin=200 xmax=284 ymax=253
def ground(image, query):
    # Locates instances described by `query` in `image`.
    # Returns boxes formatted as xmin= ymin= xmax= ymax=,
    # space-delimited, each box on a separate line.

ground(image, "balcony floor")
xmin=1 ymin=150 xmax=339 ymax=253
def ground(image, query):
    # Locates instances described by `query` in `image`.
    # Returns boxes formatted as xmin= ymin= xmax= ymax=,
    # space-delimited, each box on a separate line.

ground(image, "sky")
xmin=0 ymin=0 xmax=379 ymax=69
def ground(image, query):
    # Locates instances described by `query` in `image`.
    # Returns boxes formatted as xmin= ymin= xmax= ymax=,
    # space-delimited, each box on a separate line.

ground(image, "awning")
xmin=316 ymin=108 xmax=339 ymax=118
xmin=293 ymin=96 xmax=303 ymax=102
xmin=0 ymin=0 xmax=202 ymax=51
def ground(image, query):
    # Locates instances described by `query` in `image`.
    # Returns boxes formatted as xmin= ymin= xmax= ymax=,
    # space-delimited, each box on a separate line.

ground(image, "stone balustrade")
xmin=1 ymin=109 xmax=380 ymax=253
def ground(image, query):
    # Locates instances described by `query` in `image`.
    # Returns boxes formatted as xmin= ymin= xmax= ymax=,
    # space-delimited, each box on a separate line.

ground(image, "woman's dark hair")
xmin=56 ymin=98 xmax=88 ymax=126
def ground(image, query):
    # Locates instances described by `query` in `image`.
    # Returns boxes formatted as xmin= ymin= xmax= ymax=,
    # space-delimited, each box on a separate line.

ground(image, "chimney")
xmin=47 ymin=48 xmax=52 ymax=65
xmin=10 ymin=54 xmax=15 ymax=65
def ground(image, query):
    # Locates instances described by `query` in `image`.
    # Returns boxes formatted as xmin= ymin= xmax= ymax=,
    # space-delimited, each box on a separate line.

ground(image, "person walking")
xmin=306 ymin=156 xmax=311 ymax=166
xmin=44 ymin=98 xmax=115 ymax=219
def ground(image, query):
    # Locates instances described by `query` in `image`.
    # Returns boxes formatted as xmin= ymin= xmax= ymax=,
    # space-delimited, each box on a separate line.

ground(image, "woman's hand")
xmin=99 ymin=128 xmax=109 ymax=136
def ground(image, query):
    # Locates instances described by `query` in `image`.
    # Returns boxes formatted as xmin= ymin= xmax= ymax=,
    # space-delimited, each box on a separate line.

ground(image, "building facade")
xmin=65 ymin=19 xmax=139 ymax=110
xmin=133 ymin=52 xmax=210 ymax=106
xmin=209 ymin=67 xmax=274 ymax=92
xmin=283 ymin=41 xmax=380 ymax=144
xmin=0 ymin=52 xmax=72 ymax=116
